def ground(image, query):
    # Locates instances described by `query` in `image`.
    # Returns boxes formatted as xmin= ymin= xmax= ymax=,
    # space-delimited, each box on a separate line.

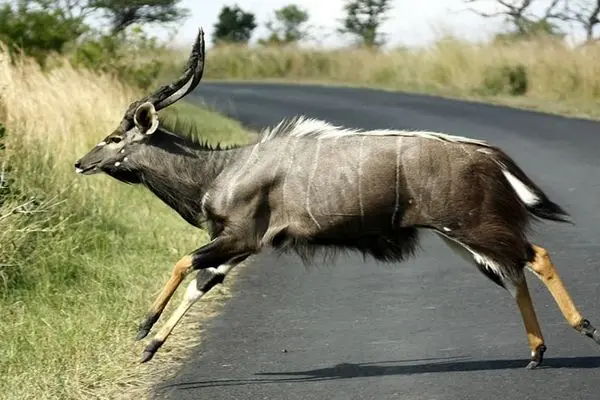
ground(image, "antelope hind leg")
xmin=527 ymin=244 xmax=600 ymax=344
xmin=140 ymin=263 xmax=237 ymax=363
xmin=513 ymin=277 xmax=547 ymax=369
xmin=135 ymin=255 xmax=194 ymax=341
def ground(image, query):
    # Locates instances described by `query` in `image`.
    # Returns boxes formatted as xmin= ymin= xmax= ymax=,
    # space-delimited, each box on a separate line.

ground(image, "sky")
xmin=151 ymin=1 xmax=583 ymax=49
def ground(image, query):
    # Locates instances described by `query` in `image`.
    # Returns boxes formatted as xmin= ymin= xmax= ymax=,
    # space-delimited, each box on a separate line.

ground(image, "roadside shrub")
xmin=481 ymin=64 xmax=528 ymax=96
xmin=0 ymin=3 xmax=85 ymax=66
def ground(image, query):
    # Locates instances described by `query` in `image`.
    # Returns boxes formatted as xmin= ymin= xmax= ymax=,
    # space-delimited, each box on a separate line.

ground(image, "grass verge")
xmin=201 ymin=36 xmax=600 ymax=121
xmin=0 ymin=49 xmax=251 ymax=400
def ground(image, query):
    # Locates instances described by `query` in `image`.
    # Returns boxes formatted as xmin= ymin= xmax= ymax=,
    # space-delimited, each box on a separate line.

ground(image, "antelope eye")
xmin=108 ymin=136 xmax=123 ymax=144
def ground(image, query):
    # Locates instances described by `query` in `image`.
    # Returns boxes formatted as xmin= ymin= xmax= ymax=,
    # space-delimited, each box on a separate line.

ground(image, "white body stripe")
xmin=392 ymin=136 xmax=402 ymax=225
xmin=282 ymin=138 xmax=299 ymax=218
xmin=306 ymin=140 xmax=322 ymax=229
xmin=358 ymin=136 xmax=366 ymax=225
xmin=502 ymin=169 xmax=540 ymax=206
xmin=226 ymin=143 xmax=260 ymax=206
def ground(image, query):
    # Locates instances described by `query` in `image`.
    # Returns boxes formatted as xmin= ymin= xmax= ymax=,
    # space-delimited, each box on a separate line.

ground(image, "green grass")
xmin=0 ymin=52 xmax=252 ymax=400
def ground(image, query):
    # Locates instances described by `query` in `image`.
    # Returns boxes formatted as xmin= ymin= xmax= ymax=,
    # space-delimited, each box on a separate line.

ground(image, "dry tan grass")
xmin=202 ymin=36 xmax=600 ymax=119
xmin=0 ymin=46 xmax=249 ymax=399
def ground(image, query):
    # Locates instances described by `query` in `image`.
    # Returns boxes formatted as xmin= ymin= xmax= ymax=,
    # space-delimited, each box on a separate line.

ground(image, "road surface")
xmin=153 ymin=83 xmax=600 ymax=399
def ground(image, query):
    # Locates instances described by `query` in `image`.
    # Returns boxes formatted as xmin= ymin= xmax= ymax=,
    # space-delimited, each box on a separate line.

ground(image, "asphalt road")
xmin=154 ymin=83 xmax=600 ymax=399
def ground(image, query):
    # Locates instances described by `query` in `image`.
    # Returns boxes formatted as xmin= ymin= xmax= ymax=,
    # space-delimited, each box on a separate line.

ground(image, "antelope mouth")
xmin=75 ymin=164 xmax=100 ymax=175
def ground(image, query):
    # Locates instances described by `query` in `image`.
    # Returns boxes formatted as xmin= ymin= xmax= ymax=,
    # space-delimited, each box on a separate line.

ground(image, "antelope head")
xmin=74 ymin=27 xmax=206 ymax=181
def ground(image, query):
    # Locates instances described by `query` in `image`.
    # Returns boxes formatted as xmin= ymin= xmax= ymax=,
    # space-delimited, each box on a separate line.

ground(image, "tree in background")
xmin=25 ymin=0 xmax=189 ymax=34
xmin=213 ymin=5 xmax=257 ymax=45
xmin=91 ymin=0 xmax=190 ymax=34
xmin=0 ymin=0 xmax=190 ymax=62
xmin=464 ymin=0 xmax=566 ymax=40
xmin=338 ymin=0 xmax=392 ymax=48
xmin=562 ymin=0 xmax=600 ymax=42
xmin=0 ymin=1 xmax=87 ymax=64
xmin=0 ymin=0 xmax=191 ymax=89
xmin=261 ymin=4 xmax=310 ymax=45
xmin=30 ymin=0 xmax=95 ymax=20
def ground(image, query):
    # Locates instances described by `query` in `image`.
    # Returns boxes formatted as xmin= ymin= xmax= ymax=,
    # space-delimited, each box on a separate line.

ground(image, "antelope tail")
xmin=495 ymin=150 xmax=572 ymax=224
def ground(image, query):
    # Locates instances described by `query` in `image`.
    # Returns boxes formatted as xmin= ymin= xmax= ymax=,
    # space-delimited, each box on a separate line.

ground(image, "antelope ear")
xmin=133 ymin=102 xmax=159 ymax=135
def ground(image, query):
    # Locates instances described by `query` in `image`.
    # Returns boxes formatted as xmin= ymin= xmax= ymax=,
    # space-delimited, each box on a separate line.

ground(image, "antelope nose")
xmin=74 ymin=160 xmax=83 ymax=173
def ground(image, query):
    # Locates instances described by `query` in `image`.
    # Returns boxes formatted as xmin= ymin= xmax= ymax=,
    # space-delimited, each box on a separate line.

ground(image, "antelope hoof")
xmin=135 ymin=314 xmax=159 ymax=341
xmin=526 ymin=344 xmax=546 ymax=370
xmin=140 ymin=339 xmax=164 ymax=363
xmin=577 ymin=319 xmax=600 ymax=344
xmin=135 ymin=328 xmax=151 ymax=341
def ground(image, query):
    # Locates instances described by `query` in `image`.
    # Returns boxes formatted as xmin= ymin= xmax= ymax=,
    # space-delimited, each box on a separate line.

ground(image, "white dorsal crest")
xmin=260 ymin=115 xmax=491 ymax=147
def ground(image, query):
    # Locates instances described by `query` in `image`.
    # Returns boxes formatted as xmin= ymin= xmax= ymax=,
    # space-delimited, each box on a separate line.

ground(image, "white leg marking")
xmin=502 ymin=169 xmax=540 ymax=206
xmin=306 ymin=140 xmax=322 ymax=229
xmin=437 ymin=232 xmax=506 ymax=280
xmin=152 ymin=277 xmax=204 ymax=343
xmin=214 ymin=263 xmax=236 ymax=276
xmin=153 ymin=264 xmax=236 ymax=343
xmin=471 ymin=252 xmax=504 ymax=278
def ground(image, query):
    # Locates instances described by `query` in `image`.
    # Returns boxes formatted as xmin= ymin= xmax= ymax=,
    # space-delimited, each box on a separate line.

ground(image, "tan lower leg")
xmin=140 ymin=263 xmax=238 ymax=363
xmin=515 ymin=278 xmax=545 ymax=356
xmin=148 ymin=255 xmax=194 ymax=318
xmin=136 ymin=255 xmax=194 ymax=341
xmin=153 ymin=263 xmax=238 ymax=341
xmin=528 ymin=244 xmax=583 ymax=328
xmin=152 ymin=277 xmax=204 ymax=344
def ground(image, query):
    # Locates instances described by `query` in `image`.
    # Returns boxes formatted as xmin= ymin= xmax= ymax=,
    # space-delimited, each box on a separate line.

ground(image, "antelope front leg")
xmin=140 ymin=262 xmax=238 ymax=363
xmin=135 ymin=237 xmax=244 ymax=341
xmin=528 ymin=244 xmax=600 ymax=344
xmin=138 ymin=235 xmax=253 ymax=363
xmin=135 ymin=255 xmax=194 ymax=341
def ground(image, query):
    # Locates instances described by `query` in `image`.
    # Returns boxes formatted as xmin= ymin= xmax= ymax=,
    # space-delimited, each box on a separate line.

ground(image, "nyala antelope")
xmin=75 ymin=27 xmax=600 ymax=368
